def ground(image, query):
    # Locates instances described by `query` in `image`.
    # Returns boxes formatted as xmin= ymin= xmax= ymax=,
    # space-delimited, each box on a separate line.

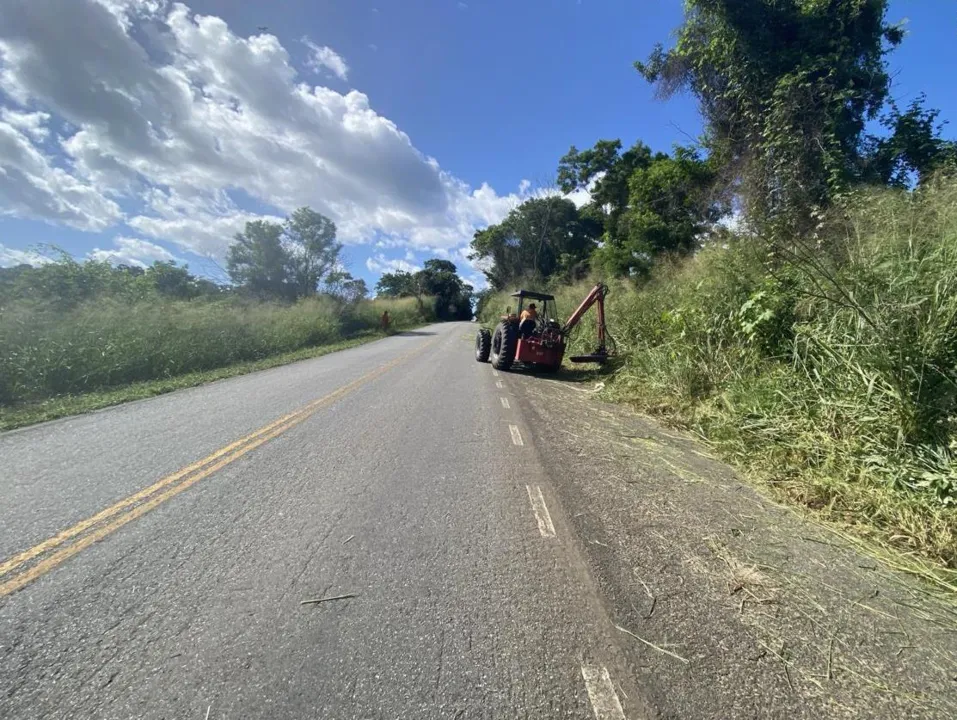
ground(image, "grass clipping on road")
xmin=480 ymin=180 xmax=957 ymax=591
xmin=0 ymin=296 xmax=432 ymax=432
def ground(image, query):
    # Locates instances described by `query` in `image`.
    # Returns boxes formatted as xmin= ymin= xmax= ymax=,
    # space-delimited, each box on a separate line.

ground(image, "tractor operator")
xmin=519 ymin=303 xmax=538 ymax=338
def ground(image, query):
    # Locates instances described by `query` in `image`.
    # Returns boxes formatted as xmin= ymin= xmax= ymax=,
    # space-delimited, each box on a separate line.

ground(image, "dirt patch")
xmin=512 ymin=373 xmax=957 ymax=719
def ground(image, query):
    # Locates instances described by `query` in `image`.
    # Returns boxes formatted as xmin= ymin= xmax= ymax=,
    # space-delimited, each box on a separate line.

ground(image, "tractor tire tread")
xmin=475 ymin=328 xmax=492 ymax=362
xmin=490 ymin=321 xmax=517 ymax=370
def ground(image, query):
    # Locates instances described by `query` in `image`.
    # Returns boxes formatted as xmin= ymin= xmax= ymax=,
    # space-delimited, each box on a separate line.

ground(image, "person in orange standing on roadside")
xmin=519 ymin=302 xmax=537 ymax=338
xmin=380 ymin=310 xmax=391 ymax=333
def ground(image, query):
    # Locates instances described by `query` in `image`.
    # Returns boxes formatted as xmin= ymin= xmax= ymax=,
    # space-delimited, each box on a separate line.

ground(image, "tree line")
xmin=470 ymin=0 xmax=957 ymax=295
xmin=374 ymin=260 xmax=474 ymax=321
xmin=0 ymin=254 xmax=224 ymax=310
xmin=2 ymin=206 xmax=475 ymax=316
xmin=227 ymin=205 xmax=475 ymax=319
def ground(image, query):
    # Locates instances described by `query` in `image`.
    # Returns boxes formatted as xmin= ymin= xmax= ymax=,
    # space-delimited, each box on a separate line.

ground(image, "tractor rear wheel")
xmin=490 ymin=322 xmax=517 ymax=370
xmin=475 ymin=328 xmax=491 ymax=362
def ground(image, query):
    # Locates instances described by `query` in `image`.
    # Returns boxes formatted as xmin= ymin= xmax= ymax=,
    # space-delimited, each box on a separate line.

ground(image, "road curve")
xmin=0 ymin=323 xmax=644 ymax=719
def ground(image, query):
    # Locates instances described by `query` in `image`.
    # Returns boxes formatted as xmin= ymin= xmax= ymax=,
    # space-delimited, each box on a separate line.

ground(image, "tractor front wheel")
xmin=490 ymin=322 xmax=517 ymax=370
xmin=475 ymin=328 xmax=491 ymax=362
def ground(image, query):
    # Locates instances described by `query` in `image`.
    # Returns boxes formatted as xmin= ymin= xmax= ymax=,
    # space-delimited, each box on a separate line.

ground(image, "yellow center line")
xmin=0 ymin=337 xmax=438 ymax=598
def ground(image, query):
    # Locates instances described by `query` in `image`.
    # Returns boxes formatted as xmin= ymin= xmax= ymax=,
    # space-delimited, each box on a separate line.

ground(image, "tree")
xmin=470 ymin=197 xmax=601 ymax=290
xmin=324 ymin=269 xmax=368 ymax=303
xmin=147 ymin=261 xmax=194 ymax=299
xmin=284 ymin=207 xmax=341 ymax=297
xmin=416 ymin=259 xmax=473 ymax=320
xmin=227 ymin=220 xmax=290 ymax=299
xmin=861 ymin=95 xmax=957 ymax=187
xmin=375 ymin=270 xmax=420 ymax=298
xmin=341 ymin=277 xmax=368 ymax=304
xmin=374 ymin=260 xmax=473 ymax=320
xmin=558 ymin=140 xmax=659 ymax=243
xmin=421 ymin=258 xmax=457 ymax=275
xmin=417 ymin=259 xmax=462 ymax=298
xmin=226 ymin=207 xmax=342 ymax=300
xmin=636 ymin=0 xmax=905 ymax=232
xmin=598 ymin=147 xmax=723 ymax=277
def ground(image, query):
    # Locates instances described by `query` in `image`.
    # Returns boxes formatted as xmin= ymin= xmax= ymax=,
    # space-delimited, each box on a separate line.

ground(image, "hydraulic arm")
xmin=562 ymin=283 xmax=611 ymax=363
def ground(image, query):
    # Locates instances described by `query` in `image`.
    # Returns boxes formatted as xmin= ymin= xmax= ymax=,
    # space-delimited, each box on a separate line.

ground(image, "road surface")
xmin=0 ymin=323 xmax=643 ymax=719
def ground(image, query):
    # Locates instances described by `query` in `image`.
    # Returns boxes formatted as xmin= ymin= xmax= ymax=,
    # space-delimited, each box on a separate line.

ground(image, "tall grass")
xmin=480 ymin=180 xmax=957 ymax=575
xmin=0 ymin=295 xmax=432 ymax=405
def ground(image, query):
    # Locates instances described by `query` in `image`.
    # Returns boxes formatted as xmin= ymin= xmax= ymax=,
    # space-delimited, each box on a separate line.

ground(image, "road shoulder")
xmin=510 ymin=372 xmax=957 ymax=719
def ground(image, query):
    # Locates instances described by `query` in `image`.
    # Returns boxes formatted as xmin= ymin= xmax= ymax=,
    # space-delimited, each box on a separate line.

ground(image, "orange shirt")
xmin=519 ymin=308 xmax=538 ymax=323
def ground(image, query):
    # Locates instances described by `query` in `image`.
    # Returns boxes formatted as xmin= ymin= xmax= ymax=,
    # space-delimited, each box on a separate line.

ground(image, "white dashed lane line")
xmin=509 ymin=424 xmax=524 ymax=446
xmin=496 ymin=380 xmax=504 ymax=389
xmin=493 ymin=379 xmax=624 ymax=716
xmin=492 ymin=369 xmax=500 ymax=377
xmin=581 ymin=664 xmax=627 ymax=720
xmin=525 ymin=484 xmax=556 ymax=538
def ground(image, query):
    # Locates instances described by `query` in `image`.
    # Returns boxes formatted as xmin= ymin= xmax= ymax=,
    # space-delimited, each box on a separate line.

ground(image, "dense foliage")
xmin=473 ymin=0 xmax=957 ymax=572
xmin=0 ymin=255 xmax=223 ymax=308
xmin=226 ymin=207 xmax=370 ymax=302
xmin=636 ymin=0 xmax=902 ymax=232
xmin=375 ymin=258 xmax=474 ymax=320
xmin=479 ymin=181 xmax=957 ymax=571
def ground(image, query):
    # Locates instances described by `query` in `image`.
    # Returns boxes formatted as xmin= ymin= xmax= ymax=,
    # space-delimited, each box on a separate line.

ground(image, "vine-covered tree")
xmin=636 ymin=0 xmax=906 ymax=231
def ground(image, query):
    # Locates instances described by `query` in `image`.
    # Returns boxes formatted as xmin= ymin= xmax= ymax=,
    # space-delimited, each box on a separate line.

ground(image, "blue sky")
xmin=0 ymin=0 xmax=953 ymax=290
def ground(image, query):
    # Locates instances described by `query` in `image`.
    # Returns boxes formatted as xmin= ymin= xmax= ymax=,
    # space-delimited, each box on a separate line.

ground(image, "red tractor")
xmin=474 ymin=283 xmax=612 ymax=372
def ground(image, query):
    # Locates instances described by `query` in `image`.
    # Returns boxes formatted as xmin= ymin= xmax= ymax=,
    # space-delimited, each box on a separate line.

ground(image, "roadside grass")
xmin=478 ymin=180 xmax=957 ymax=590
xmin=0 ymin=334 xmax=386 ymax=432
xmin=0 ymin=295 xmax=433 ymax=432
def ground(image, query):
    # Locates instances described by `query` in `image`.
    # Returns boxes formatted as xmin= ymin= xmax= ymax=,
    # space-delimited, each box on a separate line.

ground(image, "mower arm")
xmin=561 ymin=283 xmax=611 ymax=362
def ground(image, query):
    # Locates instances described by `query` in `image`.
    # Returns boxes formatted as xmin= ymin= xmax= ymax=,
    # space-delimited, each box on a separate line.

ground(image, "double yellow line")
xmin=0 ymin=340 xmax=434 ymax=599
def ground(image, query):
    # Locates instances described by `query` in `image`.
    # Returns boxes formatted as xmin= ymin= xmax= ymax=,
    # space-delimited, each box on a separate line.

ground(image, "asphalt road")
xmin=0 ymin=323 xmax=644 ymax=719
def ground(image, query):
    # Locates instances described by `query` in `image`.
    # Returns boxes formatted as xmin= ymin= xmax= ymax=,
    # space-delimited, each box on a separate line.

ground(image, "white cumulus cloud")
xmin=0 ymin=110 xmax=122 ymax=230
xmin=0 ymin=108 xmax=51 ymax=141
xmin=365 ymin=253 xmax=421 ymax=275
xmin=89 ymin=236 xmax=178 ymax=266
xmin=0 ymin=243 xmax=57 ymax=267
xmin=304 ymin=39 xmax=349 ymax=81
xmin=0 ymin=0 xmax=541 ymax=266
